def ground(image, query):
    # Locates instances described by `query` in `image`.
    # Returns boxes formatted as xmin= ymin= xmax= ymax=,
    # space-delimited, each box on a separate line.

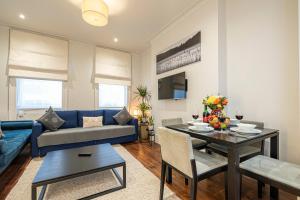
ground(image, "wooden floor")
xmin=0 ymin=142 xmax=297 ymax=200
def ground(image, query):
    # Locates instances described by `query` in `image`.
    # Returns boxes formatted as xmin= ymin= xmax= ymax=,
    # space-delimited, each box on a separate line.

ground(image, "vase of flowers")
xmin=202 ymin=95 xmax=229 ymax=130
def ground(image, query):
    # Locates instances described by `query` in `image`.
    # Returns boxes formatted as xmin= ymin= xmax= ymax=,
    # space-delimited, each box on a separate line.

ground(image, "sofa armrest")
xmin=128 ymin=118 xmax=139 ymax=136
xmin=31 ymin=121 xmax=45 ymax=157
xmin=1 ymin=120 xmax=33 ymax=131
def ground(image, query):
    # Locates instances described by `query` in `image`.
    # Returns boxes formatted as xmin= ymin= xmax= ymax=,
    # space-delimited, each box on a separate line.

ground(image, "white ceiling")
xmin=0 ymin=0 xmax=201 ymax=52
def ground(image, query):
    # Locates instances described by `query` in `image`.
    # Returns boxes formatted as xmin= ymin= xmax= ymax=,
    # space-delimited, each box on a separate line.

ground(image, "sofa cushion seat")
xmin=0 ymin=129 xmax=31 ymax=167
xmin=37 ymin=125 xmax=135 ymax=147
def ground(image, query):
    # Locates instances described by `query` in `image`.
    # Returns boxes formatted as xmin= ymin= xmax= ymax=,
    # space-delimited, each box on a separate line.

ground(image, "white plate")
xmin=187 ymin=120 xmax=202 ymax=125
xmin=230 ymin=127 xmax=262 ymax=135
xmin=188 ymin=126 xmax=214 ymax=132
xmin=230 ymin=119 xmax=240 ymax=126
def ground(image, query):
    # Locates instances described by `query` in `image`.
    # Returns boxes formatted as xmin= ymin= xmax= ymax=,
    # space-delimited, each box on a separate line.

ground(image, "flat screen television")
xmin=158 ymin=72 xmax=187 ymax=100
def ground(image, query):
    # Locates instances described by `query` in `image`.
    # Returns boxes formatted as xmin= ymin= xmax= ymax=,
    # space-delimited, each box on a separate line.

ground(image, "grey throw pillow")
xmin=113 ymin=107 xmax=133 ymax=125
xmin=38 ymin=107 xmax=65 ymax=131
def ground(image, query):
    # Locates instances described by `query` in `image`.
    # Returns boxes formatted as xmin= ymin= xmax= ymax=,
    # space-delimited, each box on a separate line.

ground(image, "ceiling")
xmin=0 ymin=0 xmax=201 ymax=52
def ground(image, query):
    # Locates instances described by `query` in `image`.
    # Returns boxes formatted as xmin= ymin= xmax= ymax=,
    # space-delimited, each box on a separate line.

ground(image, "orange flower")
xmin=213 ymin=98 xmax=220 ymax=104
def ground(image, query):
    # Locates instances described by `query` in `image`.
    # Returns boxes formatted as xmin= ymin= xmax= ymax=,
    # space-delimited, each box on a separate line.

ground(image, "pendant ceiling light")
xmin=82 ymin=0 xmax=109 ymax=27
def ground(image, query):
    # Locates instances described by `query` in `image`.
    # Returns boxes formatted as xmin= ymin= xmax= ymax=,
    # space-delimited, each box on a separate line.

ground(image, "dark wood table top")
xmin=166 ymin=124 xmax=279 ymax=147
xmin=33 ymin=143 xmax=125 ymax=185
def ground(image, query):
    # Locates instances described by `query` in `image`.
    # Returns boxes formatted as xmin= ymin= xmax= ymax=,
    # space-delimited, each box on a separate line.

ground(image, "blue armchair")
xmin=0 ymin=120 xmax=33 ymax=174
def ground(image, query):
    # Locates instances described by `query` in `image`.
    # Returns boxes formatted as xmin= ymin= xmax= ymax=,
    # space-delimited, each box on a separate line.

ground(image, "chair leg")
xmin=190 ymin=178 xmax=197 ymax=200
xmin=257 ymin=180 xmax=263 ymax=198
xmin=166 ymin=166 xmax=172 ymax=183
xmin=240 ymin=175 xmax=242 ymax=199
xmin=159 ymin=161 xmax=167 ymax=200
xmin=224 ymin=172 xmax=228 ymax=200
xmin=185 ymin=178 xmax=189 ymax=185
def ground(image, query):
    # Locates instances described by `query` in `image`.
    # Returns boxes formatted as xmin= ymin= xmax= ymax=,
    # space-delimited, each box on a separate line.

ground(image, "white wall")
xmin=226 ymin=0 xmax=299 ymax=163
xmin=140 ymin=0 xmax=300 ymax=164
xmin=0 ymin=25 xmax=142 ymax=120
xmin=144 ymin=0 xmax=220 ymax=128
xmin=0 ymin=26 xmax=9 ymax=120
xmin=67 ymin=41 xmax=95 ymax=110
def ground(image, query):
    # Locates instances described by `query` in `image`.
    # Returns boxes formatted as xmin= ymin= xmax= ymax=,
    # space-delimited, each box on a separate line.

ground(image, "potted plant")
xmin=148 ymin=116 xmax=154 ymax=131
xmin=135 ymin=85 xmax=152 ymax=123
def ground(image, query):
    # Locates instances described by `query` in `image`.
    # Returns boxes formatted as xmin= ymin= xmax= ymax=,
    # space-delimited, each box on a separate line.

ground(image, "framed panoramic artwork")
xmin=156 ymin=31 xmax=201 ymax=74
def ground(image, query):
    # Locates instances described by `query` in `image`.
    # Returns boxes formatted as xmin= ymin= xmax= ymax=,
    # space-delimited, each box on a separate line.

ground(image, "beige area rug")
xmin=7 ymin=145 xmax=179 ymax=200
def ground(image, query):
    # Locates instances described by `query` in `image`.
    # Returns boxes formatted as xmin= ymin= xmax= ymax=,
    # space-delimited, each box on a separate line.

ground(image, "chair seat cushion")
xmin=207 ymin=143 xmax=261 ymax=158
xmin=193 ymin=150 xmax=227 ymax=176
xmin=37 ymin=125 xmax=135 ymax=147
xmin=240 ymin=155 xmax=300 ymax=190
xmin=191 ymin=138 xmax=207 ymax=149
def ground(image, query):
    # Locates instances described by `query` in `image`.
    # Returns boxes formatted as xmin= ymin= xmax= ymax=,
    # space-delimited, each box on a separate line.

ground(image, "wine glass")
xmin=235 ymin=110 xmax=244 ymax=121
xmin=192 ymin=114 xmax=199 ymax=121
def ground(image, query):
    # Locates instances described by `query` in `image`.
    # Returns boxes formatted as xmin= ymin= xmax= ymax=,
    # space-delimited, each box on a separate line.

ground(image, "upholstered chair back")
xmin=161 ymin=118 xmax=183 ymax=127
xmin=240 ymin=120 xmax=264 ymax=129
xmin=158 ymin=127 xmax=194 ymax=177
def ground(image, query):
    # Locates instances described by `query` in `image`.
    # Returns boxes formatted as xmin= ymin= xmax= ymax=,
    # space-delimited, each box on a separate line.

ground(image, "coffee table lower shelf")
xmin=32 ymin=164 xmax=126 ymax=200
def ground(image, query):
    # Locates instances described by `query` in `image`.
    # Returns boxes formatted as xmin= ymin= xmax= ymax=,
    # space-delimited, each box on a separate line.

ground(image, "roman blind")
xmin=8 ymin=29 xmax=69 ymax=81
xmin=95 ymin=47 xmax=131 ymax=86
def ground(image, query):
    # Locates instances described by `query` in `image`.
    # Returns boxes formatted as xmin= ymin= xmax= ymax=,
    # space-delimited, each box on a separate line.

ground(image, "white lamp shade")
xmin=82 ymin=0 xmax=109 ymax=27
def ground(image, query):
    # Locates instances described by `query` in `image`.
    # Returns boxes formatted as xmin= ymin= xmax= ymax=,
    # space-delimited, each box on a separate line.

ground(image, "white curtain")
xmin=8 ymin=29 xmax=69 ymax=81
xmin=95 ymin=47 xmax=131 ymax=86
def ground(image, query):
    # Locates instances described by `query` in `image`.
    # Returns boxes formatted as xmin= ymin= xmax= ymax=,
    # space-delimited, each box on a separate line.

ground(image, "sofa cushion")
xmin=78 ymin=110 xmax=104 ymax=127
xmin=0 ymin=129 xmax=31 ymax=167
xmin=37 ymin=125 xmax=135 ymax=147
xmin=113 ymin=107 xmax=133 ymax=125
xmin=0 ymin=140 xmax=5 ymax=153
xmin=83 ymin=116 xmax=103 ymax=128
xmin=38 ymin=107 xmax=65 ymax=131
xmin=103 ymin=110 xmax=121 ymax=125
xmin=56 ymin=110 xmax=78 ymax=129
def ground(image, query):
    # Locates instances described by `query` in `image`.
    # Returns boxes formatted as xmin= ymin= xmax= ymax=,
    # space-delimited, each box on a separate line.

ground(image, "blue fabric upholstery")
xmin=31 ymin=109 xmax=138 ymax=157
xmin=1 ymin=120 xmax=33 ymax=130
xmin=39 ymin=134 xmax=138 ymax=156
xmin=55 ymin=110 xmax=78 ymax=129
xmin=0 ymin=140 xmax=5 ymax=154
xmin=0 ymin=122 xmax=32 ymax=174
xmin=77 ymin=110 xmax=104 ymax=127
xmin=103 ymin=109 xmax=121 ymax=125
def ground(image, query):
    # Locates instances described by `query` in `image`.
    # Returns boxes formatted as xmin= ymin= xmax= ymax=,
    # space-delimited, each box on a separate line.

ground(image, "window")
xmin=16 ymin=78 xmax=63 ymax=109
xmin=99 ymin=84 xmax=128 ymax=108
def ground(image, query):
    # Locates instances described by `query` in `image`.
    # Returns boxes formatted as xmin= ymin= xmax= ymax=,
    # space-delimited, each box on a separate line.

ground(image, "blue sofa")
xmin=0 ymin=120 xmax=33 ymax=174
xmin=31 ymin=109 xmax=138 ymax=157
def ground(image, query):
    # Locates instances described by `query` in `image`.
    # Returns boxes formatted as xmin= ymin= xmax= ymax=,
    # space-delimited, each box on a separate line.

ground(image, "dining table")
xmin=165 ymin=123 xmax=280 ymax=200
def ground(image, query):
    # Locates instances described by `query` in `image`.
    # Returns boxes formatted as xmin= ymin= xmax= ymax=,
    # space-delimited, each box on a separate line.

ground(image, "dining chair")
xmin=206 ymin=120 xmax=265 ymax=197
xmin=206 ymin=120 xmax=264 ymax=161
xmin=161 ymin=118 xmax=209 ymax=185
xmin=158 ymin=127 xmax=228 ymax=200
xmin=161 ymin=118 xmax=207 ymax=150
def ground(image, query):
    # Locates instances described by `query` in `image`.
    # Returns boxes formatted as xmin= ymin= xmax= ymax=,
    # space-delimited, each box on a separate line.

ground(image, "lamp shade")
xmin=82 ymin=0 xmax=109 ymax=27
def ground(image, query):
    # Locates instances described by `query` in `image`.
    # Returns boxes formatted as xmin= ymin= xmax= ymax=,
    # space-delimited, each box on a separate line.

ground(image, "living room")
xmin=0 ymin=0 xmax=300 ymax=200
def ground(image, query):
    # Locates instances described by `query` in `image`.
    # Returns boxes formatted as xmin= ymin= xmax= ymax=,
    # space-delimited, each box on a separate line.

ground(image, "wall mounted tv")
xmin=158 ymin=72 xmax=187 ymax=100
